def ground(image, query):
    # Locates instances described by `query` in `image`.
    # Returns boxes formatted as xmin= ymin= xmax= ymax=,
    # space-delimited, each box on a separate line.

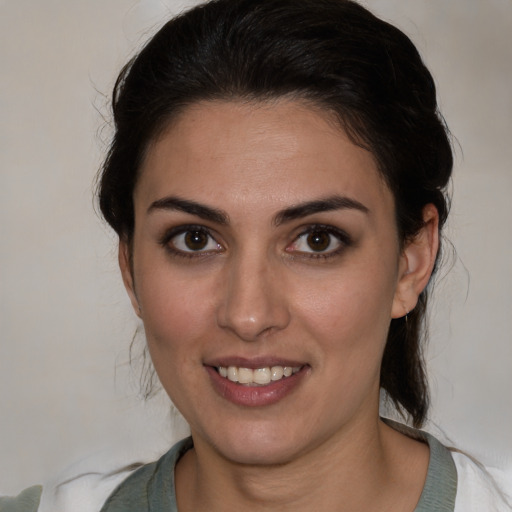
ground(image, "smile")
xmin=217 ymin=365 xmax=302 ymax=386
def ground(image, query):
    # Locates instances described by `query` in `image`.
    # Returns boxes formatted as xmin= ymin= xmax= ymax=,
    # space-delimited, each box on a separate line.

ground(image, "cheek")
xmin=296 ymin=262 xmax=396 ymax=328
xmin=135 ymin=261 xmax=216 ymax=357
xmin=292 ymin=262 xmax=397 ymax=364
xmin=294 ymin=272 xmax=396 ymax=414
xmin=135 ymin=268 xmax=218 ymax=412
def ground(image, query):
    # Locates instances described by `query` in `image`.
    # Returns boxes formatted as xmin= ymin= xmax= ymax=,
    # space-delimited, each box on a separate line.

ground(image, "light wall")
xmin=1 ymin=0 xmax=511 ymax=494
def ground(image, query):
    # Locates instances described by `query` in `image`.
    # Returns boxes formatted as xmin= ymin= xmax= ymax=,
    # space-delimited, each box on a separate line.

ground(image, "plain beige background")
xmin=1 ymin=0 xmax=511 ymax=495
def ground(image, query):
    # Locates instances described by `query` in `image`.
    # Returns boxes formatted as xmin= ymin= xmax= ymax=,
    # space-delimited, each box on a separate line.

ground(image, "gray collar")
xmin=383 ymin=418 xmax=458 ymax=512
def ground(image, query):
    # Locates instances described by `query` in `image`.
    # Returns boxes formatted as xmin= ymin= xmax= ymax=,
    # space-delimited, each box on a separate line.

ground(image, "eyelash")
xmin=159 ymin=225 xmax=222 ymax=259
xmin=158 ymin=224 xmax=352 ymax=261
xmin=287 ymin=224 xmax=352 ymax=260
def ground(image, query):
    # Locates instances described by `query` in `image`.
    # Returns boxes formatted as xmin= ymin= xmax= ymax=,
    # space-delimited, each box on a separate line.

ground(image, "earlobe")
xmin=118 ymin=240 xmax=142 ymax=318
xmin=391 ymin=204 xmax=439 ymax=319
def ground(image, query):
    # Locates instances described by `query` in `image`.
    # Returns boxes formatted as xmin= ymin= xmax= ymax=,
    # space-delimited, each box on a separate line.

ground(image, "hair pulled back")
xmin=99 ymin=0 xmax=452 ymax=427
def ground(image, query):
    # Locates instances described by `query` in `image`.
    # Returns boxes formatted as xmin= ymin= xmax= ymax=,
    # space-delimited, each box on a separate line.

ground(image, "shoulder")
xmin=37 ymin=467 xmax=137 ymax=512
xmin=452 ymin=451 xmax=512 ymax=511
xmin=382 ymin=418 xmax=512 ymax=510
xmin=100 ymin=436 xmax=192 ymax=512
xmin=1 ymin=437 xmax=192 ymax=512
xmin=0 ymin=486 xmax=43 ymax=512
xmin=0 ymin=459 xmax=143 ymax=512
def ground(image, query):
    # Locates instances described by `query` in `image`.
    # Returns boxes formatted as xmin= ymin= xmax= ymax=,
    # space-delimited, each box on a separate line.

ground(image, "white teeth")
xmin=237 ymin=367 xmax=253 ymax=384
xmin=217 ymin=365 xmax=301 ymax=385
xmin=253 ymin=367 xmax=271 ymax=385
xmin=227 ymin=366 xmax=238 ymax=382
xmin=271 ymin=366 xmax=284 ymax=381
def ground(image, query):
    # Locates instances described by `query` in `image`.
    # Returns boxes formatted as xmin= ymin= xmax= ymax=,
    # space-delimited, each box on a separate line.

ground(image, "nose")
xmin=216 ymin=252 xmax=290 ymax=341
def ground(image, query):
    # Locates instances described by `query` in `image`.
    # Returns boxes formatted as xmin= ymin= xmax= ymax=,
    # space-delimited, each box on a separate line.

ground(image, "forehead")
xmin=136 ymin=99 xmax=392 ymax=216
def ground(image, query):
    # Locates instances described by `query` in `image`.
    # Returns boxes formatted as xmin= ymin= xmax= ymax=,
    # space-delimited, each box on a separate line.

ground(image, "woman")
xmin=2 ymin=0 xmax=510 ymax=510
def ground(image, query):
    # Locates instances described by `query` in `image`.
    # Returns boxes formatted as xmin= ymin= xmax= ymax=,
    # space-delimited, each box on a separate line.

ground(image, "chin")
xmin=201 ymin=421 xmax=315 ymax=466
xmin=220 ymin=441 xmax=299 ymax=466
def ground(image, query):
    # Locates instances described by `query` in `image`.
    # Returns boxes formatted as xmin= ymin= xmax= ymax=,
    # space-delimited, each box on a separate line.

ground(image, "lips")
xmin=205 ymin=358 xmax=309 ymax=407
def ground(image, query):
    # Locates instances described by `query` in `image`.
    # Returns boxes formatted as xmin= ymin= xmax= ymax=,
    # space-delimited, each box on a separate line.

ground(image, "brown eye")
xmin=287 ymin=225 xmax=349 ymax=258
xmin=306 ymin=230 xmax=331 ymax=252
xmin=184 ymin=230 xmax=209 ymax=251
xmin=167 ymin=228 xmax=222 ymax=254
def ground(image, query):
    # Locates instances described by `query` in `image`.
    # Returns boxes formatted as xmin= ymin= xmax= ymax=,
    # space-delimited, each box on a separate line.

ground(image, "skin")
xmin=120 ymin=99 xmax=439 ymax=511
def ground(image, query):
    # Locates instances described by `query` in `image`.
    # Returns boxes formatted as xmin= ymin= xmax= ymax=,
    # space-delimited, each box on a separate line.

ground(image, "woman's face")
xmin=122 ymin=99 xmax=421 ymax=465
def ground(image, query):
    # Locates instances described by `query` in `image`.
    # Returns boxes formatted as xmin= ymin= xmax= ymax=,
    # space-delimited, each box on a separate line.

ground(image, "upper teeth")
xmin=218 ymin=365 xmax=301 ymax=385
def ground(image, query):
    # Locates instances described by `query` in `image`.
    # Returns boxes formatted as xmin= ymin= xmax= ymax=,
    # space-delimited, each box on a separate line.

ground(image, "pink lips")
xmin=205 ymin=361 xmax=309 ymax=407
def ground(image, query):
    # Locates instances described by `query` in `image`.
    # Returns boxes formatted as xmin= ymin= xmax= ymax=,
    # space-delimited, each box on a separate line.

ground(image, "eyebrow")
xmin=147 ymin=194 xmax=368 ymax=226
xmin=147 ymin=196 xmax=229 ymax=225
xmin=274 ymin=195 xmax=369 ymax=226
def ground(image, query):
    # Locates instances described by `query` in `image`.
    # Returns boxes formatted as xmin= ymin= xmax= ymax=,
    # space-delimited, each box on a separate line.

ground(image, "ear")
xmin=391 ymin=204 xmax=439 ymax=319
xmin=119 ymin=239 xmax=142 ymax=318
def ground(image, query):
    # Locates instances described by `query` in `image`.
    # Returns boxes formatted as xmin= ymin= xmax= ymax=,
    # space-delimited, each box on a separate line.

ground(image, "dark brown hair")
xmin=98 ymin=0 xmax=452 ymax=427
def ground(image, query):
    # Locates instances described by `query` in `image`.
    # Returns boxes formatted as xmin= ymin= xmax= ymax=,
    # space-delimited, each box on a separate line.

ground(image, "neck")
xmin=175 ymin=415 xmax=429 ymax=512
